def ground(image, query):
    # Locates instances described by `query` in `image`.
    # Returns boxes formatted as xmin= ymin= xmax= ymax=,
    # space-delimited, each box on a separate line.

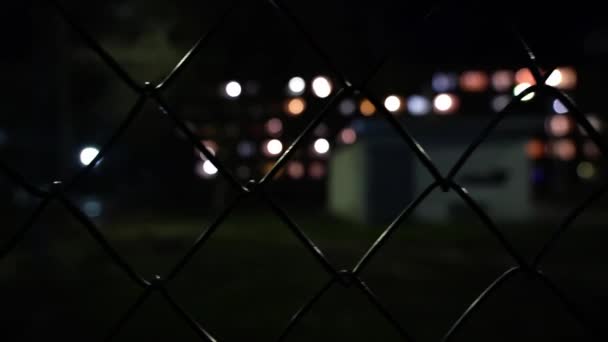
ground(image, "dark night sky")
xmin=4 ymin=1 xmax=607 ymax=68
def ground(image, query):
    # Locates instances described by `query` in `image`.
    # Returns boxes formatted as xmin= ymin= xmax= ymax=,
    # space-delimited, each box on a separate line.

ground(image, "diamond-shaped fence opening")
xmin=2 ymin=0 xmax=608 ymax=341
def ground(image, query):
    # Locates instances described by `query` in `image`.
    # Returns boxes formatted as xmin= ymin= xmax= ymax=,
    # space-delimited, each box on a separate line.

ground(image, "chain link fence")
xmin=2 ymin=0 xmax=607 ymax=341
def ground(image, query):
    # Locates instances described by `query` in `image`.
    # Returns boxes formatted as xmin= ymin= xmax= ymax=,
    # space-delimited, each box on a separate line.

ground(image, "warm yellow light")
xmin=360 ymin=99 xmax=376 ymax=116
xmin=286 ymin=97 xmax=306 ymax=116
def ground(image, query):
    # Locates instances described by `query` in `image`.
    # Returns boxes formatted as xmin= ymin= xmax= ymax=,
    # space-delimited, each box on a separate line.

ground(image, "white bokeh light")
xmin=513 ymin=82 xmax=535 ymax=101
xmin=288 ymin=76 xmax=306 ymax=95
xmin=312 ymin=76 xmax=332 ymax=98
xmin=79 ymin=147 xmax=100 ymax=166
xmin=225 ymin=81 xmax=242 ymax=98
xmin=202 ymin=160 xmax=218 ymax=175
xmin=287 ymin=161 xmax=305 ymax=179
xmin=384 ymin=95 xmax=402 ymax=112
xmin=433 ymin=94 xmax=457 ymax=113
xmin=266 ymin=139 xmax=283 ymax=156
xmin=313 ymin=138 xmax=330 ymax=155
xmin=545 ymin=69 xmax=563 ymax=87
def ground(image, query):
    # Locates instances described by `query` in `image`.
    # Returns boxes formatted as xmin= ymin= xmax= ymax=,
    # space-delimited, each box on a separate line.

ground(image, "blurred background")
xmin=2 ymin=0 xmax=608 ymax=341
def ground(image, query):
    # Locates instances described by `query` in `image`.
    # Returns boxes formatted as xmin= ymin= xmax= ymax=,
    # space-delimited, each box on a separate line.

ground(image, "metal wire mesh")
xmin=3 ymin=0 xmax=607 ymax=341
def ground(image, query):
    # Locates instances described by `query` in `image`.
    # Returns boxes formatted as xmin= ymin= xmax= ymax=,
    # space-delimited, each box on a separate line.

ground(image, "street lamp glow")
xmin=384 ymin=95 xmax=402 ymax=112
xmin=313 ymin=138 xmax=330 ymax=154
xmin=312 ymin=76 xmax=332 ymax=98
xmin=288 ymin=76 xmax=306 ymax=95
xmin=79 ymin=147 xmax=100 ymax=166
xmin=225 ymin=81 xmax=242 ymax=98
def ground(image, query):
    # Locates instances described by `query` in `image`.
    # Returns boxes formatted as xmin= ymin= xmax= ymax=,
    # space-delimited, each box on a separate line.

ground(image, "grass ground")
xmin=1 ymin=206 xmax=606 ymax=341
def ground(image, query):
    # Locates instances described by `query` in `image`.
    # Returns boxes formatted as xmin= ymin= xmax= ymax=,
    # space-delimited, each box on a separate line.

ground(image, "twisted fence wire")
xmin=2 ymin=0 xmax=606 ymax=341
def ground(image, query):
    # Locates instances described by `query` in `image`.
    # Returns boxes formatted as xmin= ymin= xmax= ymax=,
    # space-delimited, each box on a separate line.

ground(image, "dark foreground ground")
xmin=1 ymin=204 xmax=607 ymax=341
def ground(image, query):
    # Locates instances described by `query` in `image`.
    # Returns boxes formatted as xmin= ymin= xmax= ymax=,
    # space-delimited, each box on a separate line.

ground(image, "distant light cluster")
xmin=220 ymin=67 xmax=577 ymax=118
xmin=197 ymin=66 xmax=587 ymax=182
